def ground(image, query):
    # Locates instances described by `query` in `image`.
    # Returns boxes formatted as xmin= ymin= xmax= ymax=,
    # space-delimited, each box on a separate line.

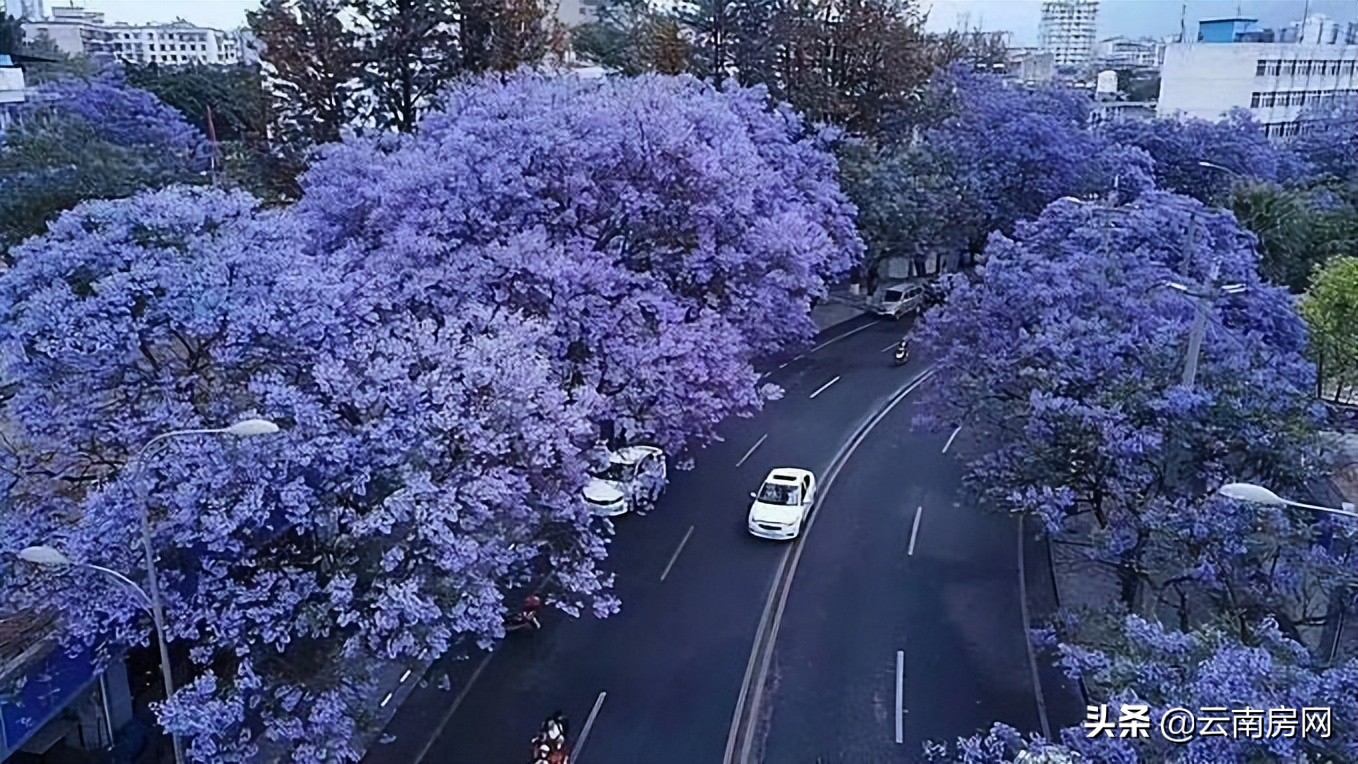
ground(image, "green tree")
xmin=1 ymin=13 xmax=20 ymax=55
xmin=453 ymin=0 xmax=565 ymax=76
xmin=1302 ymin=256 xmax=1358 ymax=404
xmin=1231 ymin=182 xmax=1358 ymax=293
xmin=124 ymin=62 xmax=290 ymax=202
xmin=572 ymin=0 xmax=689 ymax=74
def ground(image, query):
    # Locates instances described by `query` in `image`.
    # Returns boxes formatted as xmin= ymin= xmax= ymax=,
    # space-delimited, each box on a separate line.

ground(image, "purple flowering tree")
xmin=848 ymin=69 xmax=1153 ymax=279
xmin=915 ymin=191 xmax=1325 ymax=608
xmin=0 ymin=187 xmax=604 ymax=760
xmin=1100 ymin=111 xmax=1306 ymax=203
xmin=1289 ymin=96 xmax=1358 ymax=186
xmin=297 ymin=73 xmax=861 ymax=452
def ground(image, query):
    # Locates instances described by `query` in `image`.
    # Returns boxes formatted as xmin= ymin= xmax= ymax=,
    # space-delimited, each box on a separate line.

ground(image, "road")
xmin=364 ymin=314 xmax=1072 ymax=764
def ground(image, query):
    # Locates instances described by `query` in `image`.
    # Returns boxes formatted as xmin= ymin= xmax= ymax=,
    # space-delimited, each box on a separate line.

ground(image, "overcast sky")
xmin=62 ymin=0 xmax=1358 ymax=44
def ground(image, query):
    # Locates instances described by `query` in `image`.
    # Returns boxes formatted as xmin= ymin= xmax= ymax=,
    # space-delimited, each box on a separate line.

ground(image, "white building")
xmin=1095 ymin=36 xmax=1163 ymax=69
xmin=4 ymin=0 xmax=44 ymax=20
xmin=1038 ymin=0 xmax=1099 ymax=68
xmin=23 ymin=6 xmax=243 ymax=66
xmin=0 ymin=54 xmax=27 ymax=130
xmin=556 ymin=0 xmax=600 ymax=26
xmin=1158 ymin=17 xmax=1358 ymax=138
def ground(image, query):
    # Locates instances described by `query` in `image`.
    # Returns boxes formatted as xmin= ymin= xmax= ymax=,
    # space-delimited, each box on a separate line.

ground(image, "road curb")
xmin=1016 ymin=515 xmax=1053 ymax=740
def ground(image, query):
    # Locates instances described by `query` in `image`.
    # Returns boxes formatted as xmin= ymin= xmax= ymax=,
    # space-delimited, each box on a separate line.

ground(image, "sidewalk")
xmin=1019 ymin=518 xmax=1088 ymax=735
xmin=811 ymin=285 xmax=874 ymax=331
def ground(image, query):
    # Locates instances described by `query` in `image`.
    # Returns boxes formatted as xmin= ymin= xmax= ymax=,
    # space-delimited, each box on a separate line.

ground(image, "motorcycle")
xmin=892 ymin=339 xmax=910 ymax=366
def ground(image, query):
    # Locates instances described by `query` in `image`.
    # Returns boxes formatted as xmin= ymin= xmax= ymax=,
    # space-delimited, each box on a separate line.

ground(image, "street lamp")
xmin=20 ymin=417 xmax=280 ymax=764
xmin=1219 ymin=482 xmax=1358 ymax=518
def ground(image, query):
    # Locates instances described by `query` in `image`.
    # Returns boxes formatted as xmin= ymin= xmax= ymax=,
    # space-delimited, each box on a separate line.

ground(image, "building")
xmin=1038 ymin=0 xmax=1099 ymax=68
xmin=23 ymin=6 xmax=243 ymax=66
xmin=1095 ymin=36 xmax=1164 ymax=69
xmin=0 ymin=53 xmax=26 ymax=130
xmin=3 ymin=0 xmax=44 ymax=21
xmin=1158 ymin=17 xmax=1358 ymax=138
xmin=556 ymin=0 xmax=600 ymax=26
xmin=0 ymin=609 xmax=136 ymax=761
xmin=1090 ymin=100 xmax=1157 ymax=126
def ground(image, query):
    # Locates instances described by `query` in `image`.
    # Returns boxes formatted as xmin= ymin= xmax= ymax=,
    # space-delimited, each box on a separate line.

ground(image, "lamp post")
xmin=1219 ymin=482 xmax=1358 ymax=518
xmin=20 ymin=418 xmax=279 ymax=764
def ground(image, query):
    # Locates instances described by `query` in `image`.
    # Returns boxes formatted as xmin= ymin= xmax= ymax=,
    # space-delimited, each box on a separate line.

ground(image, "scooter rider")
xmin=893 ymin=336 xmax=910 ymax=365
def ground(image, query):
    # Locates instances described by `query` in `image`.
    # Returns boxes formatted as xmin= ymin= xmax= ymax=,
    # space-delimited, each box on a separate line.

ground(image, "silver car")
xmin=874 ymin=283 xmax=926 ymax=319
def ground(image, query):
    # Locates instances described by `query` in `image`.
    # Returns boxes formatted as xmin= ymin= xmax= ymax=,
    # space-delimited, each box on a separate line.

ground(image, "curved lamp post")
xmin=1219 ymin=482 xmax=1358 ymax=519
xmin=19 ymin=418 xmax=279 ymax=764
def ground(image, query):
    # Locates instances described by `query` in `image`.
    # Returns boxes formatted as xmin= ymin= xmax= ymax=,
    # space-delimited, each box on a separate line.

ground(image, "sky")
xmin=48 ymin=0 xmax=1358 ymax=43
xmin=921 ymin=0 xmax=1358 ymax=45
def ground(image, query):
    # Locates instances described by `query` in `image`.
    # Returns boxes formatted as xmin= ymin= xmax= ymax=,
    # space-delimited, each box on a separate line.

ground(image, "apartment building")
xmin=1038 ymin=0 xmax=1099 ymax=68
xmin=1158 ymin=17 xmax=1358 ymax=138
xmin=23 ymin=6 xmax=243 ymax=66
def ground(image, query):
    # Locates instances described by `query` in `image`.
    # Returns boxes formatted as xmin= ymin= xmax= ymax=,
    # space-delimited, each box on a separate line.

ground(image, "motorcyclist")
xmin=507 ymin=595 xmax=543 ymax=631
xmin=893 ymin=337 xmax=910 ymax=365
xmin=542 ymin=710 xmax=568 ymax=743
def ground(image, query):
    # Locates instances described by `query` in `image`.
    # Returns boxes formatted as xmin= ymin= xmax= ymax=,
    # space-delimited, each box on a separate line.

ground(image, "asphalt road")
xmin=364 ymin=314 xmax=1059 ymax=764
xmin=752 ymin=392 xmax=1039 ymax=762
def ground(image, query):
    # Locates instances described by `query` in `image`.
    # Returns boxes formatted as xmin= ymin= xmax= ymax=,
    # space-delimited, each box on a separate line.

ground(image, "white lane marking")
xmin=400 ymin=669 xmax=412 ymax=683
xmin=810 ymin=321 xmax=879 ymax=354
xmin=380 ymin=692 xmax=394 ymax=708
xmin=660 ymin=526 xmax=695 ymax=582
xmin=809 ymin=375 xmax=841 ymax=399
xmin=895 ymin=651 xmax=905 ymax=744
xmin=908 ymin=506 xmax=923 ymax=556
xmin=942 ymin=425 xmax=962 ymax=454
xmin=881 ymin=341 xmax=898 ymax=353
xmin=777 ymin=362 xmax=791 ymax=369
xmin=736 ymin=433 xmax=768 ymax=467
xmin=574 ymin=692 xmax=607 ymax=761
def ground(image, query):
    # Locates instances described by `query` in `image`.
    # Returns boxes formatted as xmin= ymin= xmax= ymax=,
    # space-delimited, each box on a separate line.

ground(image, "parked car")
xmin=747 ymin=468 xmax=818 ymax=540
xmin=582 ymin=445 xmax=668 ymax=517
xmin=873 ymin=282 xmax=926 ymax=319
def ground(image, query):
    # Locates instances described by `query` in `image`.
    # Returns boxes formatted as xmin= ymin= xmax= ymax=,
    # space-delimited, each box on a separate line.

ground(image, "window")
xmin=1345 ymin=61 xmax=1356 ymax=75
xmin=1297 ymin=92 xmax=1308 ymax=106
xmin=1250 ymin=92 xmax=1262 ymax=108
xmin=1283 ymin=60 xmax=1297 ymax=75
xmin=1329 ymin=60 xmax=1342 ymax=75
xmin=1263 ymin=92 xmax=1277 ymax=107
xmin=1267 ymin=60 xmax=1281 ymax=76
xmin=1256 ymin=59 xmax=1268 ymax=76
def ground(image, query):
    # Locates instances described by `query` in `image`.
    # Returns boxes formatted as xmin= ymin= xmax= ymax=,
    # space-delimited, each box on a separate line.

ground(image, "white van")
xmin=873 ymin=283 xmax=926 ymax=319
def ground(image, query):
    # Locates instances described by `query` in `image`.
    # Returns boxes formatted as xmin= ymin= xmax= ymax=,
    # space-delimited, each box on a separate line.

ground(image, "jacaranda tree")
xmin=0 ymin=187 xmax=603 ymax=761
xmin=914 ymin=191 xmax=1325 ymax=611
xmin=1100 ymin=111 xmax=1306 ymax=203
xmin=846 ymin=68 xmax=1154 ymax=279
xmin=296 ymin=73 xmax=861 ymax=452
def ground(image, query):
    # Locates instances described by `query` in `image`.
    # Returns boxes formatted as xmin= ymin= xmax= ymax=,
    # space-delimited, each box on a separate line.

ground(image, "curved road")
xmin=365 ymin=315 xmax=1074 ymax=764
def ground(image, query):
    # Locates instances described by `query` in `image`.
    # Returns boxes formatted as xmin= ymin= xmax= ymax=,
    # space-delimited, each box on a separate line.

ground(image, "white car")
xmin=747 ymin=468 xmax=817 ymax=540
xmin=581 ymin=445 xmax=667 ymax=517
xmin=873 ymin=283 xmax=926 ymax=319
